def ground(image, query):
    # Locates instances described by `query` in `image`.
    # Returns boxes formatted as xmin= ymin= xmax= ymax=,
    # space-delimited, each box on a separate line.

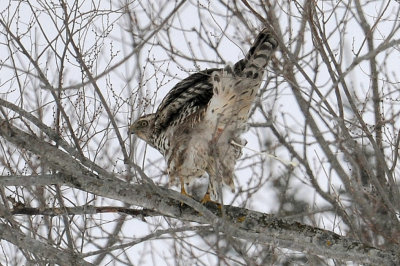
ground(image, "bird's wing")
xmin=154 ymin=68 xmax=219 ymax=131
xmin=154 ymin=29 xmax=278 ymax=132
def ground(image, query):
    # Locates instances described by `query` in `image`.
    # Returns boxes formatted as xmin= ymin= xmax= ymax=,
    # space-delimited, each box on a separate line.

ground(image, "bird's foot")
xmin=200 ymin=192 xmax=212 ymax=204
xmin=200 ymin=192 xmax=222 ymax=211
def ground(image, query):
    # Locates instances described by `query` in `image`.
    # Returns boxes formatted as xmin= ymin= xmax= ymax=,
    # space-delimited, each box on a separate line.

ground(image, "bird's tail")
xmin=205 ymin=29 xmax=278 ymax=131
xmin=232 ymin=28 xmax=278 ymax=78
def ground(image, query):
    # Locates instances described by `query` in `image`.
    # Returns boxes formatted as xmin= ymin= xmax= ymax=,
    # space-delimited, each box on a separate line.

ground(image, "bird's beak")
xmin=128 ymin=124 xmax=135 ymax=135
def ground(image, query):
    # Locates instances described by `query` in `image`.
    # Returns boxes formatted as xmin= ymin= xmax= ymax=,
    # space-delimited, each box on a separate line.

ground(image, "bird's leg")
xmin=180 ymin=177 xmax=189 ymax=197
xmin=178 ymin=178 xmax=191 ymax=207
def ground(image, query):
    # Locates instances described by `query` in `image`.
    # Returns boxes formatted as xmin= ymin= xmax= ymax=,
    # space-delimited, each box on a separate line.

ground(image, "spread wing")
xmin=154 ymin=68 xmax=219 ymax=132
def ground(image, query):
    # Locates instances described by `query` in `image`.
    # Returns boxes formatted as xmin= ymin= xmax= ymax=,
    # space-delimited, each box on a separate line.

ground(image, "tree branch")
xmin=0 ymin=118 xmax=398 ymax=264
xmin=0 ymin=223 xmax=94 ymax=266
xmin=9 ymin=205 xmax=160 ymax=218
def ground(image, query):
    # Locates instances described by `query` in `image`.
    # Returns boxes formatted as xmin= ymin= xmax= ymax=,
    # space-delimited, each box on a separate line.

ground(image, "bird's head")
xmin=129 ymin=113 xmax=156 ymax=143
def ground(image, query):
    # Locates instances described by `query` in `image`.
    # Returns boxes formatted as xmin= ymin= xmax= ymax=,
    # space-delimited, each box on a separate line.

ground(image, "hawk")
xmin=130 ymin=29 xmax=277 ymax=202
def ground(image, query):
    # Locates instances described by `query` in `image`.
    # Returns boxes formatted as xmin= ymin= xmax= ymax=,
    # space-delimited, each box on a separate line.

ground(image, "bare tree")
xmin=0 ymin=0 xmax=399 ymax=265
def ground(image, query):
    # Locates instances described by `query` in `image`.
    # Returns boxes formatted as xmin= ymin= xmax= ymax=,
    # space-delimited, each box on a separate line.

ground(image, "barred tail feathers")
xmin=233 ymin=29 xmax=278 ymax=77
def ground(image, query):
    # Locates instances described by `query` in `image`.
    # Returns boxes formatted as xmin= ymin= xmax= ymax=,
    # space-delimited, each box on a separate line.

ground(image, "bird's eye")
xmin=140 ymin=120 xmax=149 ymax=127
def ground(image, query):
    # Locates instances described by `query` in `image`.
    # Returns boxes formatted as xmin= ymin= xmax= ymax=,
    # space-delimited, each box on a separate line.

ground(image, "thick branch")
xmin=0 ymin=174 xmax=60 ymax=186
xmin=9 ymin=205 xmax=159 ymax=218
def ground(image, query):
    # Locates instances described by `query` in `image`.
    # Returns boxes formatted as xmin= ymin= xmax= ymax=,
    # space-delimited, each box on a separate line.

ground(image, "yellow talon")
xmin=180 ymin=183 xmax=189 ymax=197
xmin=237 ymin=216 xmax=246 ymax=223
xmin=200 ymin=192 xmax=212 ymax=204
xmin=200 ymin=192 xmax=222 ymax=211
xmin=179 ymin=179 xmax=190 ymax=206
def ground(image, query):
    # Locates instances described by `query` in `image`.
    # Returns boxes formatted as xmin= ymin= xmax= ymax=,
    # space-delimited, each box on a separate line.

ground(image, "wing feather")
xmin=154 ymin=68 xmax=219 ymax=131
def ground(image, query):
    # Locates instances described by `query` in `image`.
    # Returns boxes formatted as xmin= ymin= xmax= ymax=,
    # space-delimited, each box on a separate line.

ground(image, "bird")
xmin=130 ymin=28 xmax=278 ymax=202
